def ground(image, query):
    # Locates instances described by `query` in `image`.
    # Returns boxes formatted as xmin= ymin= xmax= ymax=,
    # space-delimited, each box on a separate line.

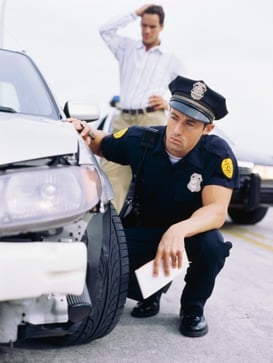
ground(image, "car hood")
xmin=231 ymin=142 xmax=273 ymax=166
xmin=0 ymin=113 xmax=79 ymax=165
xmin=213 ymin=127 xmax=273 ymax=166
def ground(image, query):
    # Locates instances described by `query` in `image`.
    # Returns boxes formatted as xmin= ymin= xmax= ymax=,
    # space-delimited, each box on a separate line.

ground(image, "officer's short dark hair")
xmin=143 ymin=5 xmax=165 ymax=25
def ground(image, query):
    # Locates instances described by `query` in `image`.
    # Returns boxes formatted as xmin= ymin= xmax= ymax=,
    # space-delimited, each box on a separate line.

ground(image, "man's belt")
xmin=121 ymin=107 xmax=156 ymax=115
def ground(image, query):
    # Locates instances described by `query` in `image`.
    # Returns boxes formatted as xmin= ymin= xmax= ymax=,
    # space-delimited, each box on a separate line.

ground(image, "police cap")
xmin=169 ymin=76 xmax=228 ymax=124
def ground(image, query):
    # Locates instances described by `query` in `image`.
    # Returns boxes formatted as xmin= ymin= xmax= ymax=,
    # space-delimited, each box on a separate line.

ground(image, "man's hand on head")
xmin=135 ymin=4 xmax=154 ymax=16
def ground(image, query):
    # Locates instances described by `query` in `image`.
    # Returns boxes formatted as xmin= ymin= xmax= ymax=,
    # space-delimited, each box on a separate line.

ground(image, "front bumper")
xmin=0 ymin=242 xmax=87 ymax=301
xmin=231 ymin=172 xmax=273 ymax=210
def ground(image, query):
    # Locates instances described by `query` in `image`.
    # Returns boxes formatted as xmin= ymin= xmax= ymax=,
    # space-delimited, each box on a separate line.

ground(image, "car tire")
xmin=53 ymin=202 xmax=129 ymax=346
xmin=228 ymin=206 xmax=268 ymax=225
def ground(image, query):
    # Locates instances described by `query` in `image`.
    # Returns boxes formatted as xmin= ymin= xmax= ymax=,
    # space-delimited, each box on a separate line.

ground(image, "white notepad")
xmin=135 ymin=256 xmax=189 ymax=299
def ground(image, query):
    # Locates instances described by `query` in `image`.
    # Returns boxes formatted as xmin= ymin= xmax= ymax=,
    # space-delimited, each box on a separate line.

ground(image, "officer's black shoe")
xmin=179 ymin=315 xmax=208 ymax=337
xmin=131 ymin=294 xmax=161 ymax=318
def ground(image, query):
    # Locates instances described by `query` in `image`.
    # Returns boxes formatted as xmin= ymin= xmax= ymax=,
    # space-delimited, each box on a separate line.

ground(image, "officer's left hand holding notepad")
xmin=135 ymin=255 xmax=189 ymax=299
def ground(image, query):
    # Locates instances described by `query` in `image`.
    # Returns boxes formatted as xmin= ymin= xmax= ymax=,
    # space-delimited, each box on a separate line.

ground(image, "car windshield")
xmin=0 ymin=49 xmax=60 ymax=119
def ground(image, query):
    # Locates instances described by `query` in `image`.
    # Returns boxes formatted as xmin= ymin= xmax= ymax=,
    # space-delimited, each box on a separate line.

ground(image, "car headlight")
xmin=0 ymin=165 xmax=101 ymax=236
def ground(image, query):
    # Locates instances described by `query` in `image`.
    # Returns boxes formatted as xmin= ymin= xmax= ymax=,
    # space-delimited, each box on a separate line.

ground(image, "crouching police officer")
xmin=68 ymin=75 xmax=239 ymax=338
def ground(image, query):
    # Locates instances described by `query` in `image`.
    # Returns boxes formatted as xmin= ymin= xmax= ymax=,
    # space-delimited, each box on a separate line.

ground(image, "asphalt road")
xmin=1 ymin=209 xmax=273 ymax=363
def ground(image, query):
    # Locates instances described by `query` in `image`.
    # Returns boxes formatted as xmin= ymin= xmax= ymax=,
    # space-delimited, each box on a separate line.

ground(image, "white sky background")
xmin=2 ymin=0 xmax=273 ymax=153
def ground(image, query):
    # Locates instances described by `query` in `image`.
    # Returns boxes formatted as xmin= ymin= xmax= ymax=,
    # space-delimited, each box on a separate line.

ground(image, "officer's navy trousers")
xmin=125 ymin=227 xmax=232 ymax=316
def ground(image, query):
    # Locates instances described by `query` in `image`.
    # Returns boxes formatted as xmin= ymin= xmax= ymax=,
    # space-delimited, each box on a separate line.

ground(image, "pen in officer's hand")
xmin=78 ymin=120 xmax=95 ymax=140
xmin=89 ymin=130 xmax=96 ymax=140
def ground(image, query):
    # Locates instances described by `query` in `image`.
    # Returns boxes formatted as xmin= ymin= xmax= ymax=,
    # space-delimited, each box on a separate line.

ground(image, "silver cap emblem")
xmin=191 ymin=82 xmax=207 ymax=100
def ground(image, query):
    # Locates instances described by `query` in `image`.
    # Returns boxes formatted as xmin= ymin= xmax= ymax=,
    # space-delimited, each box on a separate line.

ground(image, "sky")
xmin=2 ymin=0 xmax=273 ymax=153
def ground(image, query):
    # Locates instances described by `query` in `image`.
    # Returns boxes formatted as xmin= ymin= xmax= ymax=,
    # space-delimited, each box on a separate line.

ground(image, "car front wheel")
xmin=228 ymin=206 xmax=268 ymax=225
xmin=55 ymin=202 xmax=129 ymax=346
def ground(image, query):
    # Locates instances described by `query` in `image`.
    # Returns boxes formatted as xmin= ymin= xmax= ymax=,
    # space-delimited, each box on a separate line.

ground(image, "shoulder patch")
xmin=113 ymin=128 xmax=128 ymax=139
xmin=221 ymin=158 xmax=233 ymax=179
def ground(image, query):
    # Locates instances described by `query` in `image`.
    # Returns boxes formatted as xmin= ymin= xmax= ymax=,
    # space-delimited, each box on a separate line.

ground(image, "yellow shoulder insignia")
xmin=221 ymin=158 xmax=233 ymax=179
xmin=113 ymin=128 xmax=128 ymax=139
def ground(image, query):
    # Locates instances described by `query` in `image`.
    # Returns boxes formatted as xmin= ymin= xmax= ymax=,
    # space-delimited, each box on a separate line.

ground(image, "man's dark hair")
xmin=143 ymin=5 xmax=165 ymax=25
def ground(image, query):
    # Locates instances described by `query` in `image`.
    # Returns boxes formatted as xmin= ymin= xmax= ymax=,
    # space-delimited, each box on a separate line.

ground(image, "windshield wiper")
xmin=0 ymin=106 xmax=17 ymax=113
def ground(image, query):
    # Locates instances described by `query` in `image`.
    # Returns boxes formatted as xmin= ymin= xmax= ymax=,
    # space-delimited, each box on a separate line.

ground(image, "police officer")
xmin=68 ymin=75 xmax=240 ymax=338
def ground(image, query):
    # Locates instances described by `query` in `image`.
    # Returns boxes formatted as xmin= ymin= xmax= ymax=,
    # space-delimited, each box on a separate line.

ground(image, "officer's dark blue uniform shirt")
xmin=102 ymin=126 xmax=240 ymax=227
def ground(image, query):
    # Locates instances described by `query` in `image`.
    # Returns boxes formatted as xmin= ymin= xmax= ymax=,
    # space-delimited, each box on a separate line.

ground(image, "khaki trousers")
xmin=101 ymin=110 xmax=167 ymax=213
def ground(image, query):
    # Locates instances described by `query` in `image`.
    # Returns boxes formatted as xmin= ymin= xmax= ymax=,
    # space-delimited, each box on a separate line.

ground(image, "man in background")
xmin=99 ymin=3 xmax=184 ymax=212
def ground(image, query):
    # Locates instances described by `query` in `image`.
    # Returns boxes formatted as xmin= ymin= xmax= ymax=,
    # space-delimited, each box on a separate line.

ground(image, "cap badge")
xmin=191 ymin=81 xmax=207 ymax=100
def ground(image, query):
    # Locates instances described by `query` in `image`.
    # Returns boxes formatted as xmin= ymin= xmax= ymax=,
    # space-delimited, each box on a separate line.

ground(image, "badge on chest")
xmin=187 ymin=173 xmax=203 ymax=192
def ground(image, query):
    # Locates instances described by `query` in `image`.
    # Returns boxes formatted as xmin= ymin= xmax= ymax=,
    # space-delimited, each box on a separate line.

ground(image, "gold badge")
xmin=113 ymin=128 xmax=128 ymax=139
xmin=221 ymin=158 xmax=233 ymax=179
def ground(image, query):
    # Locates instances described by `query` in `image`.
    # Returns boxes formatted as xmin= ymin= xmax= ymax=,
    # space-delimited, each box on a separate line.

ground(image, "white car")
xmin=0 ymin=48 xmax=129 ymax=346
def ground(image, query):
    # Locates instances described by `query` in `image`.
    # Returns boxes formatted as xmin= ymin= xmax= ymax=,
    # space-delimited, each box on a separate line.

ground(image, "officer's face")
xmin=165 ymin=108 xmax=214 ymax=157
xmin=141 ymin=14 xmax=163 ymax=50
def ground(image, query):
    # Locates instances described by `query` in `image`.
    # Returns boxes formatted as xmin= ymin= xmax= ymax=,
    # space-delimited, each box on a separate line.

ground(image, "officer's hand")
xmin=66 ymin=117 xmax=86 ymax=133
xmin=66 ymin=118 xmax=95 ymax=146
xmin=153 ymin=225 xmax=185 ymax=277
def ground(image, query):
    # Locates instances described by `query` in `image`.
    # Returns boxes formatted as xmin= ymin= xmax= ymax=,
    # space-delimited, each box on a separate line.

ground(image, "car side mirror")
xmin=63 ymin=100 xmax=100 ymax=121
